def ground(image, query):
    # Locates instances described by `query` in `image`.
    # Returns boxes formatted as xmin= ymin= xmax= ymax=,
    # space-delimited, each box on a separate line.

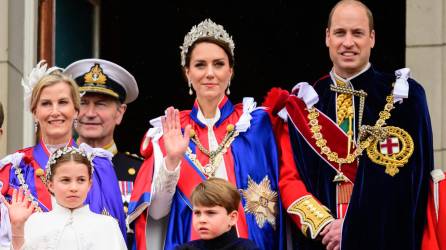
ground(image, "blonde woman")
xmin=0 ymin=61 xmax=126 ymax=249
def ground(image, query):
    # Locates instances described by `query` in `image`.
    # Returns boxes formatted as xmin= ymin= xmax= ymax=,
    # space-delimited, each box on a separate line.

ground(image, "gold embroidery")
xmin=79 ymin=86 xmax=119 ymax=98
xmin=335 ymin=79 xmax=353 ymax=126
xmin=241 ymin=176 xmax=278 ymax=230
xmin=330 ymin=83 xmax=367 ymax=138
xmin=84 ymin=64 xmax=107 ymax=84
xmin=101 ymin=208 xmax=111 ymax=216
xmin=287 ymin=195 xmax=334 ymax=239
xmin=301 ymin=224 xmax=309 ymax=237
xmin=366 ymin=126 xmax=414 ymax=176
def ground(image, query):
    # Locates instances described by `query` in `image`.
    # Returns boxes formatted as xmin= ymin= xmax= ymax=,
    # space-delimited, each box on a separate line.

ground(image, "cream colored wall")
xmin=0 ymin=0 xmax=8 ymax=157
xmin=0 ymin=0 xmax=37 ymax=158
xmin=406 ymin=0 xmax=446 ymax=170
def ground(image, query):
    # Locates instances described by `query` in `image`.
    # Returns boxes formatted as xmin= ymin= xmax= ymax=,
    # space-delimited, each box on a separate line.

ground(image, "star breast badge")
xmin=241 ymin=176 xmax=278 ymax=230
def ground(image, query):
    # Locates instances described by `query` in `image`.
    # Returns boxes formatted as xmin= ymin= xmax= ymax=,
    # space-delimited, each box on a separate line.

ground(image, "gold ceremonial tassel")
xmin=347 ymin=115 xmax=353 ymax=156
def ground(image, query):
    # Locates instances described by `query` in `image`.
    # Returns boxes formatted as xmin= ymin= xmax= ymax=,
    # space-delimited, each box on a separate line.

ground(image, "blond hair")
xmin=30 ymin=71 xmax=80 ymax=113
xmin=190 ymin=178 xmax=240 ymax=213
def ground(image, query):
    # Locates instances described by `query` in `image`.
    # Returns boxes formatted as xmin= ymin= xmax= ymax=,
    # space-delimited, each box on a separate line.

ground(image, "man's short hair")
xmin=327 ymin=0 xmax=374 ymax=32
xmin=190 ymin=178 xmax=241 ymax=213
xmin=0 ymin=101 xmax=4 ymax=128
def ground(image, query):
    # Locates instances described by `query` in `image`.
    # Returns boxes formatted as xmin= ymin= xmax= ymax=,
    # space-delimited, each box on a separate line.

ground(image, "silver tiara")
xmin=45 ymin=146 xmax=94 ymax=182
xmin=180 ymin=19 xmax=235 ymax=67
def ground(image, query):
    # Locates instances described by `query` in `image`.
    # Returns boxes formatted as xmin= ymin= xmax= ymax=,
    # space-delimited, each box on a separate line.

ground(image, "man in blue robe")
xmin=264 ymin=1 xmax=434 ymax=249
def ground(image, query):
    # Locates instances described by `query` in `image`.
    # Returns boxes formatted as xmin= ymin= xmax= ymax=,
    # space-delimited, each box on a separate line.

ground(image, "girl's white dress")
xmin=21 ymin=202 xmax=126 ymax=250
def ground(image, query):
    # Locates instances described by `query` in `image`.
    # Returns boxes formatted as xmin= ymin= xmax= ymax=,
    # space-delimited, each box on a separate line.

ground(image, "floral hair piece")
xmin=180 ymin=19 xmax=235 ymax=67
xmin=45 ymin=146 xmax=94 ymax=181
xmin=21 ymin=60 xmax=64 ymax=110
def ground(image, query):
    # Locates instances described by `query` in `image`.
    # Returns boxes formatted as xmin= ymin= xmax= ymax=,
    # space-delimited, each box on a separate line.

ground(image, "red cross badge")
xmin=379 ymin=137 xmax=400 ymax=155
xmin=367 ymin=126 xmax=414 ymax=176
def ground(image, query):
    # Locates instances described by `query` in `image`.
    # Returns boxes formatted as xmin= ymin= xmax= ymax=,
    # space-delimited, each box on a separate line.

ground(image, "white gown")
xmin=21 ymin=202 xmax=127 ymax=250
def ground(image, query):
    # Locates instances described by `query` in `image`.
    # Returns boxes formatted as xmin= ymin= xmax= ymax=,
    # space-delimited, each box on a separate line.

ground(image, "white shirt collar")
xmin=196 ymin=96 xmax=225 ymax=127
xmin=52 ymin=199 xmax=90 ymax=216
xmin=197 ymin=107 xmax=221 ymax=127
xmin=332 ymin=62 xmax=371 ymax=82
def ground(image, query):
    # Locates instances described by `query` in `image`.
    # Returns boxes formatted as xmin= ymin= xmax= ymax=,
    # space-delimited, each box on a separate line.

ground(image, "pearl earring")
xmin=226 ymin=80 xmax=231 ymax=95
xmin=188 ymin=80 xmax=193 ymax=96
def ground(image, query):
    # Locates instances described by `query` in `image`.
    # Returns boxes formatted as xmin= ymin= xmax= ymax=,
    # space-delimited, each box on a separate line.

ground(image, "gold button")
xmin=124 ymin=205 xmax=128 ymax=214
xmin=35 ymin=168 xmax=45 ymax=176
xmin=189 ymin=129 xmax=196 ymax=138
xmin=226 ymin=124 xmax=234 ymax=132
xmin=128 ymin=167 xmax=136 ymax=175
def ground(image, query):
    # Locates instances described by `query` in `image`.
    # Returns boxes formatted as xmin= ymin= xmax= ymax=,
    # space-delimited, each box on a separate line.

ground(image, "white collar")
xmin=52 ymin=199 xmax=90 ymax=216
xmin=197 ymin=106 xmax=221 ymax=127
xmin=332 ymin=63 xmax=371 ymax=82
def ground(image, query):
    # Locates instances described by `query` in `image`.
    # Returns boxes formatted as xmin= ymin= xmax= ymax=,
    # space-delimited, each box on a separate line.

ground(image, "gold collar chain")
xmin=307 ymin=94 xmax=395 ymax=166
xmin=190 ymin=124 xmax=236 ymax=158
xmin=186 ymin=124 xmax=239 ymax=177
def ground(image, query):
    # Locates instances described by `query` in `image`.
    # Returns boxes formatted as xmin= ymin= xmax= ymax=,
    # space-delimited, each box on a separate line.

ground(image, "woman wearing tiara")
xmin=129 ymin=19 xmax=285 ymax=250
xmin=0 ymin=63 xmax=125 ymax=249
xmin=1 ymin=146 xmax=127 ymax=250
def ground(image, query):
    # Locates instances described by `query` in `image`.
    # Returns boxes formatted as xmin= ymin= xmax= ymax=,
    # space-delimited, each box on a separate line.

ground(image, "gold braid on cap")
xmin=180 ymin=19 xmax=235 ymax=67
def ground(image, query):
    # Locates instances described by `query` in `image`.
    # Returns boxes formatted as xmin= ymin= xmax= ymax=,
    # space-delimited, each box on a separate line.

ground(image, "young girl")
xmin=0 ymin=146 xmax=127 ymax=250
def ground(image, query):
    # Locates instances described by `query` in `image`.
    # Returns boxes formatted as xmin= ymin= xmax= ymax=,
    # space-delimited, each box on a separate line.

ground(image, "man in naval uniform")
xmin=64 ymin=59 xmax=143 ymax=247
xmin=264 ymin=1 xmax=433 ymax=249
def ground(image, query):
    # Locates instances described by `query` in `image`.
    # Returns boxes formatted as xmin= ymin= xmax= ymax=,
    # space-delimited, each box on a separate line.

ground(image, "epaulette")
xmin=124 ymin=151 xmax=144 ymax=161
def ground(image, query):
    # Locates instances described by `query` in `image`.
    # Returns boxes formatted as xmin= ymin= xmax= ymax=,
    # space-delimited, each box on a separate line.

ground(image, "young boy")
xmin=175 ymin=178 xmax=259 ymax=250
